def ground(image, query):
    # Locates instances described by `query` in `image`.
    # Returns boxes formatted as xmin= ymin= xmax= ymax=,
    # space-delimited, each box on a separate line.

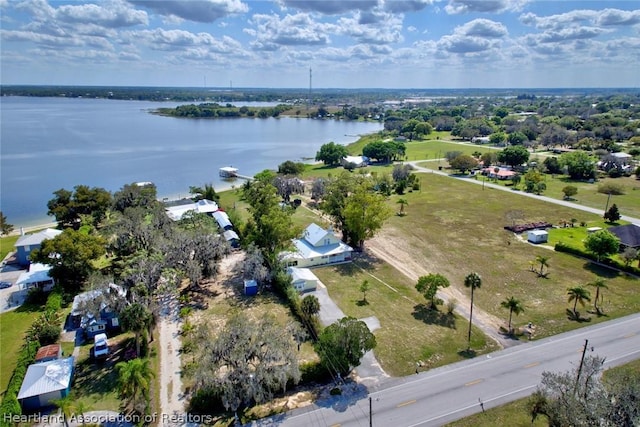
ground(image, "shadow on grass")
xmin=582 ymin=262 xmax=621 ymax=279
xmin=356 ymin=299 xmax=369 ymax=306
xmin=73 ymin=341 xmax=125 ymax=400
xmin=412 ymin=304 xmax=456 ymax=329
xmin=457 ymin=348 xmax=477 ymax=359
xmin=566 ymin=309 xmax=592 ymax=323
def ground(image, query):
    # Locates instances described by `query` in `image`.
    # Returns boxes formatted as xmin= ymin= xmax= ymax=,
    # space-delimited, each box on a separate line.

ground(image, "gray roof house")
xmin=14 ymin=228 xmax=62 ymax=267
xmin=18 ymin=357 xmax=74 ymax=411
xmin=608 ymin=224 xmax=640 ymax=249
xmin=280 ymin=223 xmax=353 ymax=268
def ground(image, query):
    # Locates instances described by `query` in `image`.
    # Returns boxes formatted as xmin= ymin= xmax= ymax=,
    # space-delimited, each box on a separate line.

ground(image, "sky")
xmin=1 ymin=0 xmax=639 ymax=89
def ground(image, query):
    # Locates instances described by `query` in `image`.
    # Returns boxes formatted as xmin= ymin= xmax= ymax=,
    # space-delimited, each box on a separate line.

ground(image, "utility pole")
xmin=369 ymin=396 xmax=373 ymax=427
xmin=574 ymin=339 xmax=589 ymax=394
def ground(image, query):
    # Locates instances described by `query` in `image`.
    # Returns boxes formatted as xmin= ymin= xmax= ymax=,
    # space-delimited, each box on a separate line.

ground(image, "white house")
xmin=165 ymin=199 xmax=219 ymax=221
xmin=341 ymin=155 xmax=369 ymax=168
xmin=527 ymin=229 xmax=549 ymax=244
xmin=16 ymin=263 xmax=55 ymax=291
xmin=287 ymin=267 xmax=320 ymax=293
xmin=280 ymin=223 xmax=353 ymax=268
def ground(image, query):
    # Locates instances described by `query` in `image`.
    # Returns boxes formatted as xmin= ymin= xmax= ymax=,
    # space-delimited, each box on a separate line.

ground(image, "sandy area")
xmin=158 ymin=293 xmax=185 ymax=425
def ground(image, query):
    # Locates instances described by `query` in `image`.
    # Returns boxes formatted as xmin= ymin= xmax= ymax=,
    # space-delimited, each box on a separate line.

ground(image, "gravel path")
xmin=158 ymin=294 xmax=185 ymax=425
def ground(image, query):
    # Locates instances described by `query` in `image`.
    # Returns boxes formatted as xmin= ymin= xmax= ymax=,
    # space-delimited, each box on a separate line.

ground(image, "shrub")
xmin=299 ymin=361 xmax=333 ymax=384
xmin=597 ymin=182 xmax=625 ymax=195
xmin=37 ymin=323 xmax=61 ymax=346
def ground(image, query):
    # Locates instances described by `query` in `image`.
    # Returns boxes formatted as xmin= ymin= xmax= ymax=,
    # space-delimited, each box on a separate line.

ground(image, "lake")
xmin=0 ymin=97 xmax=382 ymax=228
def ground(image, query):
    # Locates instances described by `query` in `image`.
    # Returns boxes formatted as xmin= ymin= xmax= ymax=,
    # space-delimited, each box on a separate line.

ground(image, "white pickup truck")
xmin=93 ymin=333 xmax=109 ymax=359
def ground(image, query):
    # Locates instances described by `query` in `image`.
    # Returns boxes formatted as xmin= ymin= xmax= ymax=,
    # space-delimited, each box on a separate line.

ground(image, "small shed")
xmin=587 ymin=227 xmax=602 ymax=234
xmin=223 ymin=230 xmax=240 ymax=249
xmin=213 ymin=210 xmax=233 ymax=231
xmin=287 ymin=267 xmax=320 ymax=293
xmin=244 ymin=279 xmax=258 ymax=296
xmin=18 ymin=357 xmax=74 ymax=411
xmin=35 ymin=344 xmax=62 ymax=363
xmin=527 ymin=229 xmax=548 ymax=244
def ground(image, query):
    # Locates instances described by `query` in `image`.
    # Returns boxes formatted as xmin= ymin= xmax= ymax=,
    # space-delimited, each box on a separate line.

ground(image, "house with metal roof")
xmin=14 ymin=228 xmax=63 ymax=267
xmin=287 ymin=267 xmax=320 ymax=293
xmin=18 ymin=357 xmax=74 ymax=411
xmin=165 ymin=199 xmax=219 ymax=221
xmin=280 ymin=223 xmax=353 ymax=268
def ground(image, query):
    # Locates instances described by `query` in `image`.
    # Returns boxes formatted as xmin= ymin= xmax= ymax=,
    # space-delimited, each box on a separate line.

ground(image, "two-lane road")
xmin=256 ymin=313 xmax=640 ymax=426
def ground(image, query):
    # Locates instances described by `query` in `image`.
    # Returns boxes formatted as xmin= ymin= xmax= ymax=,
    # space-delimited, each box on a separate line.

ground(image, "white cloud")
xmin=129 ymin=0 xmax=248 ymax=23
xmin=135 ymin=28 xmax=242 ymax=54
xmin=454 ymin=18 xmax=508 ymax=38
xmin=383 ymin=0 xmax=433 ymax=14
xmin=445 ymin=0 xmax=528 ymax=15
xmin=277 ymin=0 xmax=379 ymax=15
xmin=336 ymin=11 xmax=404 ymax=44
xmin=520 ymin=8 xmax=640 ymax=30
xmin=246 ymin=13 xmax=333 ymax=50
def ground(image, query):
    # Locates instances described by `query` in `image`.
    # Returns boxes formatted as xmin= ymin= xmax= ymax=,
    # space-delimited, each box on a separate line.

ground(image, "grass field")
xmin=374 ymin=173 xmax=639 ymax=339
xmin=314 ymin=259 xmax=499 ymax=377
xmin=0 ymin=304 xmax=41 ymax=393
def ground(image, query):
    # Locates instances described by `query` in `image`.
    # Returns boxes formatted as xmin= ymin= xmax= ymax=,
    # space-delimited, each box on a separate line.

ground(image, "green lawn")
xmin=0 ymin=305 xmax=41 ymax=393
xmin=373 ymin=173 xmax=639 ymax=339
xmin=314 ymin=260 xmax=499 ymax=377
xmin=1 ymin=234 xmax=19 ymax=261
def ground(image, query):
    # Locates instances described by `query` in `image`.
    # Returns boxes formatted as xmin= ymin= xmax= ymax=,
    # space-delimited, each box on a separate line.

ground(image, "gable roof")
xmin=18 ymin=357 xmax=74 ymax=400
xmin=608 ymin=224 xmax=640 ymax=247
xmin=165 ymin=199 xmax=219 ymax=221
xmin=15 ymin=228 xmax=62 ymax=248
xmin=287 ymin=267 xmax=319 ymax=283
xmin=303 ymin=223 xmax=331 ymax=246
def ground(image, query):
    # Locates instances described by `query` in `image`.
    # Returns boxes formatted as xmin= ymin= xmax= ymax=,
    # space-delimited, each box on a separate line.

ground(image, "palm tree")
xmin=120 ymin=302 xmax=152 ymax=356
xmin=587 ymin=279 xmax=608 ymax=314
xmin=464 ymin=272 xmax=482 ymax=348
xmin=397 ymin=198 xmax=408 ymax=216
xmin=535 ymin=255 xmax=550 ymax=277
xmin=500 ymin=296 xmax=525 ymax=334
xmin=52 ymin=395 xmax=75 ymax=427
xmin=73 ymin=401 xmax=92 ymax=426
xmin=567 ymin=286 xmax=591 ymax=318
xmin=300 ymin=295 xmax=320 ymax=318
xmin=116 ymin=358 xmax=154 ymax=413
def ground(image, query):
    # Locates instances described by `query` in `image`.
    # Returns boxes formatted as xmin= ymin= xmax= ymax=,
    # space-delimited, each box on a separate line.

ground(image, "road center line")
xmin=465 ymin=379 xmax=483 ymax=386
xmin=524 ymin=362 xmax=539 ymax=368
xmin=397 ymin=399 xmax=417 ymax=408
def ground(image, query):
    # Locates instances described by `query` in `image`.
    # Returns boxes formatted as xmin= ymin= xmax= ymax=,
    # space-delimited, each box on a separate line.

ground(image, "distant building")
xmin=14 ymin=228 xmax=63 ymax=267
xmin=527 ymin=229 xmax=549 ymax=244
xmin=341 ymin=155 xmax=369 ymax=168
xmin=165 ymin=199 xmax=219 ymax=221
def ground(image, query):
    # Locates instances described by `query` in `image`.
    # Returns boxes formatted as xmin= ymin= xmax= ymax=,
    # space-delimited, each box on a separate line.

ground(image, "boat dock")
xmin=219 ymin=166 xmax=252 ymax=180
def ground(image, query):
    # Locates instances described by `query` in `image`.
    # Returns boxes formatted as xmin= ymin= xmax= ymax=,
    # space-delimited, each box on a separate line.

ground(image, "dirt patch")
xmin=365 ymin=229 xmax=511 ymax=347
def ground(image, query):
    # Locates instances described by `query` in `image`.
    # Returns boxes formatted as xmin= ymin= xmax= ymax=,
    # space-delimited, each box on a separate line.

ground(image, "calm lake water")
xmin=1 ymin=97 xmax=382 ymax=227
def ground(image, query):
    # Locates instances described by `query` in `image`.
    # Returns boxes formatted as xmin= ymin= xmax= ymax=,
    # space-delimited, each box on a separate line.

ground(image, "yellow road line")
xmin=397 ymin=399 xmax=417 ymax=408
xmin=465 ymin=379 xmax=483 ymax=386
xmin=623 ymin=333 xmax=635 ymax=338
xmin=524 ymin=362 xmax=539 ymax=368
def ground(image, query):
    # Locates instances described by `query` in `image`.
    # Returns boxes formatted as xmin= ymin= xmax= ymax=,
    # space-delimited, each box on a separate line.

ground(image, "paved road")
xmin=254 ymin=312 xmax=640 ymax=427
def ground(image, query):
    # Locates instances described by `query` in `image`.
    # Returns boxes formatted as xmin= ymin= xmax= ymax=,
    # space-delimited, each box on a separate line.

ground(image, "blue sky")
xmin=1 ymin=0 xmax=639 ymax=88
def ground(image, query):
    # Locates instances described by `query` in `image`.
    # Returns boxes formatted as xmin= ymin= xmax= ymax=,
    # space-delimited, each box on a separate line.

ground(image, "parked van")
xmin=93 ymin=333 xmax=109 ymax=359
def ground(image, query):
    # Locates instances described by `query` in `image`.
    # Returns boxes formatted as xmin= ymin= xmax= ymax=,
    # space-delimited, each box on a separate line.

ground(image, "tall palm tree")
xmin=567 ymin=286 xmax=591 ymax=318
xmin=464 ymin=272 xmax=482 ymax=348
xmin=120 ymin=302 xmax=152 ymax=356
xmin=116 ymin=358 xmax=154 ymax=413
xmin=587 ymin=279 xmax=608 ymax=314
xmin=300 ymin=295 xmax=320 ymax=318
xmin=397 ymin=198 xmax=408 ymax=215
xmin=500 ymin=296 xmax=525 ymax=334
xmin=535 ymin=255 xmax=550 ymax=277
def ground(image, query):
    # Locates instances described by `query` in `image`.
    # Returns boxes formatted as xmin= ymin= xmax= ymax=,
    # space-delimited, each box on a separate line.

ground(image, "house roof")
xmin=284 ymin=238 xmax=353 ymax=260
xmin=165 ymin=199 xmax=219 ymax=221
xmin=18 ymin=357 xmax=74 ymax=400
xmin=287 ymin=267 xmax=319 ymax=283
xmin=608 ymin=224 xmax=640 ymax=247
xmin=71 ymin=284 xmax=126 ymax=317
xmin=35 ymin=344 xmax=61 ymax=362
xmin=213 ymin=210 xmax=232 ymax=228
xmin=223 ymin=230 xmax=239 ymax=241
xmin=16 ymin=263 xmax=53 ymax=286
xmin=15 ymin=228 xmax=62 ymax=248
xmin=303 ymin=223 xmax=331 ymax=246
xmin=528 ymin=230 xmax=548 ymax=236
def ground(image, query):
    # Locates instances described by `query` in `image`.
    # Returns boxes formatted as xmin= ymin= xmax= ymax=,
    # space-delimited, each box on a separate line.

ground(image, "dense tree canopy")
xmin=584 ymin=230 xmax=620 ymax=262
xmin=497 ymin=145 xmax=530 ymax=168
xmin=362 ymin=140 xmax=406 ymax=163
xmin=315 ymin=142 xmax=348 ymax=165
xmin=194 ymin=313 xmax=301 ymax=412
xmin=47 ymin=185 xmax=112 ymax=227
xmin=315 ymin=316 xmax=376 ymax=377
xmin=561 ymin=151 xmax=596 ymax=180
xmin=30 ymin=228 xmax=106 ymax=294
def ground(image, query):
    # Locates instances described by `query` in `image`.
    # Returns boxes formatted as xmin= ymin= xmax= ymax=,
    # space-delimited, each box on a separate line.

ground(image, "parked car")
xmin=93 ymin=333 xmax=109 ymax=359
xmin=0 ymin=281 xmax=12 ymax=289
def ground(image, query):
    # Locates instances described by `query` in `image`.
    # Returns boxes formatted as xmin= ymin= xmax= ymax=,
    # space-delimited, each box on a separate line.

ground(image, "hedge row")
xmin=554 ymin=242 xmax=640 ymax=276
